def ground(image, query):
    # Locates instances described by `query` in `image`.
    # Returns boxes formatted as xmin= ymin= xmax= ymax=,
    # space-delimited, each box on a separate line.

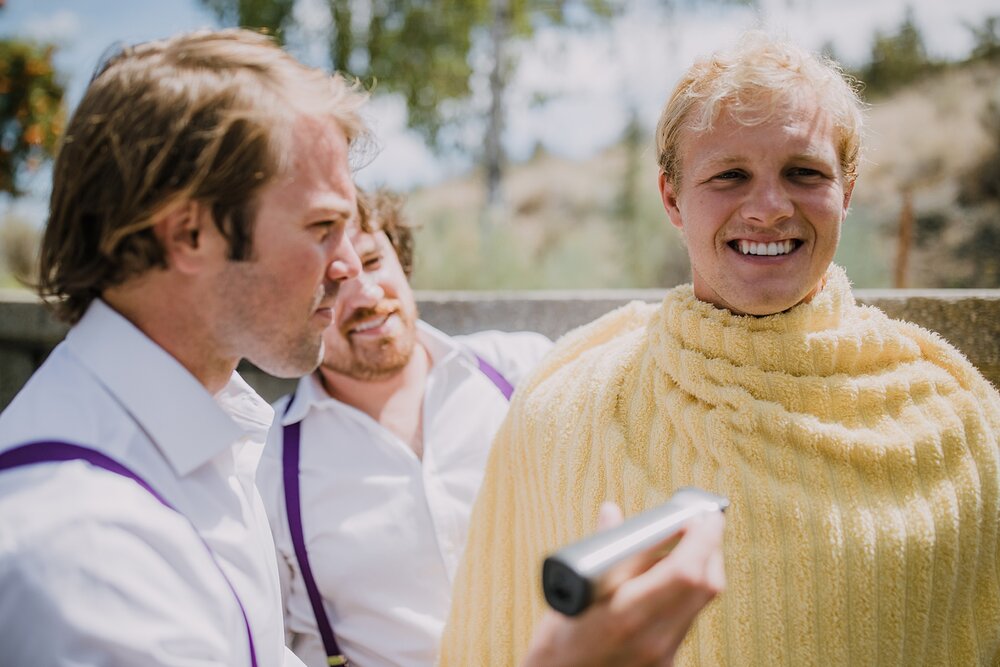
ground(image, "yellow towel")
xmin=439 ymin=265 xmax=1000 ymax=667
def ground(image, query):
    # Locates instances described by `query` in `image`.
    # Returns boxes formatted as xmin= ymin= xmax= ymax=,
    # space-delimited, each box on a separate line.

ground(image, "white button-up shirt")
xmin=0 ymin=300 xmax=304 ymax=667
xmin=257 ymin=322 xmax=552 ymax=667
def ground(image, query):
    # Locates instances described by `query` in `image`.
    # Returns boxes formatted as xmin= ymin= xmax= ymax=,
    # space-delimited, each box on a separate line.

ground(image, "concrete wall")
xmin=2 ymin=287 xmax=999 ymax=409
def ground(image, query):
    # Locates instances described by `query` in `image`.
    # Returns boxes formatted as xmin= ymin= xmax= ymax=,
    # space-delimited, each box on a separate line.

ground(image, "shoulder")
xmin=0 ymin=463 xmax=235 ymax=662
xmin=457 ymin=330 xmax=554 ymax=386
xmin=500 ymin=300 xmax=659 ymax=425
xmin=530 ymin=300 xmax=658 ymax=385
xmin=0 ymin=345 xmax=135 ymax=457
xmin=873 ymin=306 xmax=1000 ymax=401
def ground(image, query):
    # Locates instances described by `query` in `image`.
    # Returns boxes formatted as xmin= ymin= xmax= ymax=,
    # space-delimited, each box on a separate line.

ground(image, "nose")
xmin=741 ymin=176 xmax=794 ymax=227
xmin=340 ymin=271 xmax=385 ymax=312
xmin=327 ymin=228 xmax=361 ymax=283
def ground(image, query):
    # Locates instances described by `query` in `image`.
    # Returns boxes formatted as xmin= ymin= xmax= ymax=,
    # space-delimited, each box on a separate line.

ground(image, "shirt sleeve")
xmin=0 ymin=495 xmax=247 ymax=666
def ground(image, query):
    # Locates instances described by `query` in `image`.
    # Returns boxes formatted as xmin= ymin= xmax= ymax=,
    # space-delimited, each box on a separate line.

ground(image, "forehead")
xmin=257 ymin=116 xmax=355 ymax=217
xmin=349 ymin=224 xmax=391 ymax=251
xmin=681 ymin=98 xmax=840 ymax=172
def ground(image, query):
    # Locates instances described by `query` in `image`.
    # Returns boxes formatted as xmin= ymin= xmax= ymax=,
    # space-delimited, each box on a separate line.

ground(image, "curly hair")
xmin=356 ymin=187 xmax=416 ymax=279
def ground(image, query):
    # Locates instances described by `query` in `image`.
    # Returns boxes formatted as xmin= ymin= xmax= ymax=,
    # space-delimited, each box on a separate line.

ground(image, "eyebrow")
xmin=306 ymin=205 xmax=353 ymax=221
xmin=699 ymin=150 xmax=835 ymax=170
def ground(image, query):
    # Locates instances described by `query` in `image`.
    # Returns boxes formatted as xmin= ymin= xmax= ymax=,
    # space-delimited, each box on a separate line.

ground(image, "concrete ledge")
xmin=2 ymin=288 xmax=999 ymax=407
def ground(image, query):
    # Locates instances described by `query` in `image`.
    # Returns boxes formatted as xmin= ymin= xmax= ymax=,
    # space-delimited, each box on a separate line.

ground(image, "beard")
xmin=322 ymin=299 xmax=418 ymax=381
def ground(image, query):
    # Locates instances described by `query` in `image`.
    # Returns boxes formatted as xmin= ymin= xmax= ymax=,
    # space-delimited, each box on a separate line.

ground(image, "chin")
xmin=731 ymin=291 xmax=813 ymax=317
xmin=256 ymin=341 xmax=324 ymax=379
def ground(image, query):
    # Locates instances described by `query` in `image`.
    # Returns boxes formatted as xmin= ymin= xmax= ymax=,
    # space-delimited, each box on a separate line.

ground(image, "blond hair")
xmin=39 ymin=29 xmax=368 ymax=323
xmin=656 ymin=32 xmax=864 ymax=188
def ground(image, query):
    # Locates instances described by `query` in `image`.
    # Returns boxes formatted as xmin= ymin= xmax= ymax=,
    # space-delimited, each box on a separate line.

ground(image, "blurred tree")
xmin=965 ymin=14 xmax=1000 ymax=62
xmin=954 ymin=94 xmax=1000 ymax=286
xmin=0 ymin=215 xmax=40 ymax=285
xmin=204 ymin=0 xmax=755 ymax=216
xmin=203 ymin=0 xmax=616 ymax=210
xmin=201 ymin=0 xmax=297 ymax=43
xmin=855 ymin=8 xmax=937 ymax=97
xmin=0 ymin=39 xmax=65 ymax=196
xmin=330 ymin=0 xmax=620 ymax=212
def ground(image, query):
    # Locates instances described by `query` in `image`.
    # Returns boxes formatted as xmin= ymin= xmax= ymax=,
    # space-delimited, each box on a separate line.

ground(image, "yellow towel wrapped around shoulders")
xmin=439 ymin=265 xmax=1000 ymax=667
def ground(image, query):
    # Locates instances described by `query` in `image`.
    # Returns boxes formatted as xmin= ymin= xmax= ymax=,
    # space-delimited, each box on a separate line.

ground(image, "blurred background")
xmin=1 ymin=0 xmax=998 ymax=292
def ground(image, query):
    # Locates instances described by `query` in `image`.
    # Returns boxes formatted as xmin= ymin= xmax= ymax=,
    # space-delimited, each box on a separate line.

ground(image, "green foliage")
xmin=966 ymin=15 xmax=1000 ymax=62
xmin=202 ymin=0 xmax=619 ymax=148
xmin=0 ymin=214 xmax=40 ymax=286
xmin=201 ymin=0 xmax=297 ymax=43
xmin=952 ymin=93 xmax=1000 ymax=287
xmin=0 ymin=40 xmax=65 ymax=197
xmin=854 ymin=8 xmax=938 ymax=98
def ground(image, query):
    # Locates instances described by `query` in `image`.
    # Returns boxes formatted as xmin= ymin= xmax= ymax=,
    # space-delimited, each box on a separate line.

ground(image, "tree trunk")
xmin=483 ymin=0 xmax=510 ymax=218
xmin=894 ymin=186 xmax=914 ymax=288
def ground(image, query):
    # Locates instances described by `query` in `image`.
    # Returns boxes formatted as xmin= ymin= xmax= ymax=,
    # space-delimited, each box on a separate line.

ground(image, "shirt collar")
xmin=65 ymin=299 xmax=262 ymax=476
xmin=279 ymin=320 xmax=474 ymax=425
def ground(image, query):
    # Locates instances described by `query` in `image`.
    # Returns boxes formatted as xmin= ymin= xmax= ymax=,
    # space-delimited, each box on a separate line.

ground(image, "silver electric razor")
xmin=541 ymin=487 xmax=729 ymax=616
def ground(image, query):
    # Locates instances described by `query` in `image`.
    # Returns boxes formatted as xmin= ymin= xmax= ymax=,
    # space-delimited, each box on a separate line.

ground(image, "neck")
xmin=103 ymin=279 xmax=238 ymax=395
xmin=318 ymin=344 xmax=431 ymax=456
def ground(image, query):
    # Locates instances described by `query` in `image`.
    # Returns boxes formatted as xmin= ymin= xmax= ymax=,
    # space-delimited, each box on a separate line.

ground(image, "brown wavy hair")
xmin=356 ymin=187 xmax=415 ymax=279
xmin=38 ymin=29 xmax=368 ymax=323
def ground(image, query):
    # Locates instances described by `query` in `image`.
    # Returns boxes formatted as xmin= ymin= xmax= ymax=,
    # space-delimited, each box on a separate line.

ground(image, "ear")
xmin=152 ymin=200 xmax=224 ymax=275
xmin=842 ymin=178 xmax=856 ymax=216
xmin=658 ymin=172 xmax=684 ymax=231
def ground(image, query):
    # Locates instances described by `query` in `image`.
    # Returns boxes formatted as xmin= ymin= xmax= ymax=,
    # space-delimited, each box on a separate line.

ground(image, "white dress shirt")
xmin=257 ymin=322 xmax=552 ymax=667
xmin=0 ymin=300 xmax=304 ymax=667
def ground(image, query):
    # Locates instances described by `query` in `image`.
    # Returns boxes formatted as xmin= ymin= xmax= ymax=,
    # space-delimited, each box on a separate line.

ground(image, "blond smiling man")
xmin=439 ymin=33 xmax=1000 ymax=667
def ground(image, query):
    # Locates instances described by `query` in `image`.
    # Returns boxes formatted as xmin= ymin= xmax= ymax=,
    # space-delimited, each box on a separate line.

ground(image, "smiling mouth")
xmin=729 ymin=239 xmax=802 ymax=256
xmin=348 ymin=313 xmax=392 ymax=335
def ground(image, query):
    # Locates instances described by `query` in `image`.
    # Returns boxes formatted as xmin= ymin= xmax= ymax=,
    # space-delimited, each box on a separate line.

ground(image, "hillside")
xmin=404 ymin=58 xmax=1000 ymax=290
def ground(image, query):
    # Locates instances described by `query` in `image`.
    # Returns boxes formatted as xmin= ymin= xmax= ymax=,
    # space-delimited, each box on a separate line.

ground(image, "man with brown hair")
xmin=0 ymin=27 xmax=726 ymax=667
xmin=0 ymin=28 xmax=367 ymax=667
xmin=257 ymin=188 xmax=553 ymax=666
xmin=257 ymin=189 xmax=726 ymax=667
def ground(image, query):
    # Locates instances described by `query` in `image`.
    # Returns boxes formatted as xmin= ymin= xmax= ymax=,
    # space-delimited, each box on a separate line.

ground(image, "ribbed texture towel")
xmin=439 ymin=265 xmax=1000 ymax=667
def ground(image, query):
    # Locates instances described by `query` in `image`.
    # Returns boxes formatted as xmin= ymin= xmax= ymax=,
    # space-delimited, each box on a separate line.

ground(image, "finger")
xmin=613 ymin=511 xmax=725 ymax=616
xmin=597 ymin=501 xmax=624 ymax=531
xmin=666 ymin=511 xmax=725 ymax=568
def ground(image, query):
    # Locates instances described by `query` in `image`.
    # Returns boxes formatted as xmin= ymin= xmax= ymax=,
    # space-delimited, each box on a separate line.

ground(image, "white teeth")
xmin=352 ymin=314 xmax=389 ymax=333
xmin=737 ymin=240 xmax=795 ymax=256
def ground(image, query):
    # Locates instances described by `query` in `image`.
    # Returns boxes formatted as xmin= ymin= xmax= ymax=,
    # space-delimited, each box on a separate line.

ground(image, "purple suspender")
xmin=282 ymin=419 xmax=347 ymax=666
xmin=0 ymin=441 xmax=259 ymax=667
xmin=281 ymin=354 xmax=512 ymax=666
xmin=475 ymin=355 xmax=514 ymax=401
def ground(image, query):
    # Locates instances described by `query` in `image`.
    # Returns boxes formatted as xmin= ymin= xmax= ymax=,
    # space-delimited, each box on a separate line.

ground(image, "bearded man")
xmin=256 ymin=189 xmax=553 ymax=667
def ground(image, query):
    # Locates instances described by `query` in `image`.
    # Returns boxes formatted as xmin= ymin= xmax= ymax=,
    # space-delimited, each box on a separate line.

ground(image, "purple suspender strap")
xmin=474 ymin=354 xmax=514 ymax=401
xmin=280 ymin=354 xmax=512 ymax=667
xmin=281 ymin=417 xmax=349 ymax=667
xmin=0 ymin=441 xmax=259 ymax=667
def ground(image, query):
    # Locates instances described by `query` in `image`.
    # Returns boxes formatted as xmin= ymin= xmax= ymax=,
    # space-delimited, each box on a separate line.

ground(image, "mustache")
xmin=342 ymin=300 xmax=404 ymax=332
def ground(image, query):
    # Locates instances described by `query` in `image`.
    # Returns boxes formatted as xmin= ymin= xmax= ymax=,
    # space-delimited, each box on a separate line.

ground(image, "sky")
xmin=1 ymin=0 xmax=998 ymax=223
